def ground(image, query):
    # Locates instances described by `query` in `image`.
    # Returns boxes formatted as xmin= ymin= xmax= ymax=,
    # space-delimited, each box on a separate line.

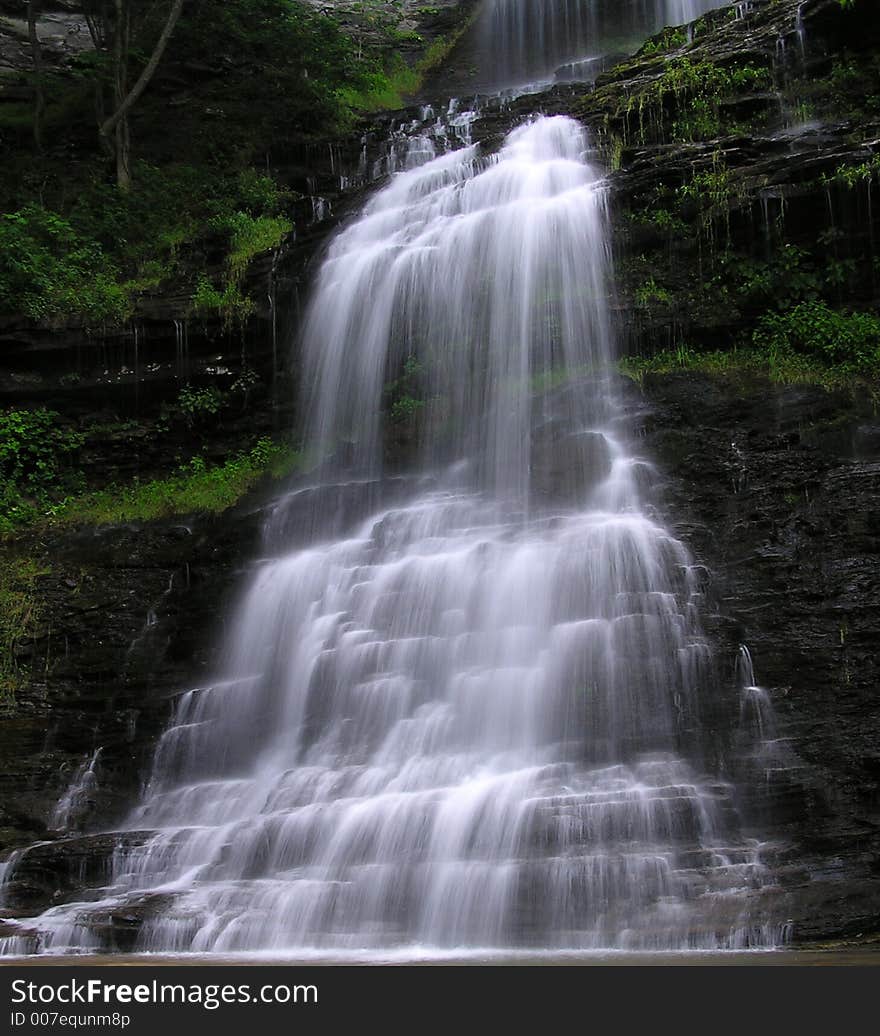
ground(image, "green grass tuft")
xmin=53 ymin=439 xmax=301 ymax=527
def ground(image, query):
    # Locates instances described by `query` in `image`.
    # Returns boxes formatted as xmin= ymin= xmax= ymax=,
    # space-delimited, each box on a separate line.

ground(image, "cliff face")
xmin=592 ymin=0 xmax=880 ymax=939
xmin=637 ymin=371 xmax=880 ymax=942
xmin=1 ymin=0 xmax=879 ymax=947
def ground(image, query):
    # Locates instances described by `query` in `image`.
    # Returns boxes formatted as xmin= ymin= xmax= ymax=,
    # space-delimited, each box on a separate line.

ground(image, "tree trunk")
xmin=27 ymin=0 xmax=45 ymax=153
xmin=100 ymin=0 xmax=185 ymax=188
xmin=111 ymin=0 xmax=131 ymax=189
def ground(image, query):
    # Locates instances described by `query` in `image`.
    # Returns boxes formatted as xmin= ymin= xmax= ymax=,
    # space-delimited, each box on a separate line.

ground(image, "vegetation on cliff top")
xmin=0 ymin=0 xmax=442 ymax=327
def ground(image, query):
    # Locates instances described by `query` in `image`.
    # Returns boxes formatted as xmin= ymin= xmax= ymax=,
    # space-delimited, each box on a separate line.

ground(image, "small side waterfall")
xmin=1 ymin=114 xmax=788 ymax=956
xmin=735 ymin=646 xmax=801 ymax=804
xmin=52 ymin=749 xmax=102 ymax=833
xmin=481 ymin=0 xmax=729 ymax=84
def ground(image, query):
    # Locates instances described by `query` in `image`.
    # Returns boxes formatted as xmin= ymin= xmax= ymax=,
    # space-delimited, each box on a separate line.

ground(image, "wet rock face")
xmin=0 ymin=500 xmax=267 ymax=857
xmin=530 ymin=410 xmax=614 ymax=504
xmin=636 ymin=371 xmax=880 ymax=942
xmin=1 ymin=833 xmax=150 ymax=915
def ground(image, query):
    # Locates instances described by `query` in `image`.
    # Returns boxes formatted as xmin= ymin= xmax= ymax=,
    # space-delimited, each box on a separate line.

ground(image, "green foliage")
xmin=0 ymin=0 xmax=470 ymax=330
xmin=56 ymin=439 xmax=301 ymax=527
xmin=0 ymin=164 xmax=294 ymax=327
xmin=0 ymin=207 xmax=130 ymax=325
xmin=627 ymin=207 xmax=687 ymax=233
xmin=676 ymin=159 xmax=740 ymax=229
xmin=174 ymin=0 xmax=403 ymax=138
xmin=635 ymin=278 xmax=672 ymax=308
xmin=619 ymin=343 xmax=872 ymax=391
xmin=640 ymin=27 xmax=687 ymax=56
xmin=192 ymin=275 xmax=256 ymax=327
xmin=390 ymin=396 xmax=426 ymax=422
xmin=0 ymin=409 xmax=84 ymax=533
xmin=823 ymin=154 xmax=880 ymax=188
xmin=338 ymin=58 xmax=420 ymax=114
xmin=176 ymin=386 xmax=227 ymax=426
xmin=753 ymin=302 xmax=880 ymax=372
xmin=212 ymin=212 xmax=293 ymax=282
xmin=385 ymin=355 xmax=427 ymax=421
xmin=74 ymin=162 xmax=292 ymax=293
xmin=623 ymin=57 xmax=772 ymax=144
xmin=657 ymin=58 xmax=771 ymax=98
xmin=712 ymin=245 xmax=823 ymax=307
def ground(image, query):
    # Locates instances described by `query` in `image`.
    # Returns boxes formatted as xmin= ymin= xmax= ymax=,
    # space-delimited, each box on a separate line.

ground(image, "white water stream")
xmin=1 ymin=1 xmax=790 ymax=957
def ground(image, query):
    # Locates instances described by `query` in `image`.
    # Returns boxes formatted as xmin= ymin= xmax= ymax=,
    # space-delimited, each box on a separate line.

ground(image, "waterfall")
xmin=1 ymin=114 xmax=787 ymax=957
xmin=52 ymin=748 xmax=102 ymax=833
xmin=481 ymin=0 xmax=729 ymax=85
xmin=0 ymin=5 xmax=790 ymax=959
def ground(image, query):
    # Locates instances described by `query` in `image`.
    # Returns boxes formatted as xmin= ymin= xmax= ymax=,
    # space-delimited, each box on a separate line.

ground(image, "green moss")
xmin=0 ymin=555 xmax=48 ymax=705
xmin=620 ymin=343 xmax=876 ymax=393
xmin=54 ymin=438 xmax=301 ymax=527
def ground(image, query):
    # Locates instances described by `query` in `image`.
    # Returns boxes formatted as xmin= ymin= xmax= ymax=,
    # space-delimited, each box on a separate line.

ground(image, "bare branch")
xmin=100 ymin=0 xmax=185 ymax=140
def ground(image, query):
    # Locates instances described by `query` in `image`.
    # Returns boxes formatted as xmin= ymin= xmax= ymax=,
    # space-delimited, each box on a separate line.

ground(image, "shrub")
xmin=0 ymin=207 xmax=130 ymax=326
xmin=192 ymin=274 xmax=255 ymax=327
xmin=0 ymin=408 xmax=84 ymax=532
xmin=177 ymin=386 xmax=227 ymax=426
xmin=753 ymin=301 xmax=880 ymax=371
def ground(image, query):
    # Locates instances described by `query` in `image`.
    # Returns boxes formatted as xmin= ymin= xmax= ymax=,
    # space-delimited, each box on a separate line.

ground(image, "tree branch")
xmin=100 ymin=0 xmax=184 ymax=140
xmin=27 ymin=0 xmax=45 ymax=151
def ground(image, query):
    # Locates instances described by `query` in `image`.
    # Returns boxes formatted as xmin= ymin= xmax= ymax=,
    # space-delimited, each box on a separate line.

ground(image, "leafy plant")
xmin=635 ymin=278 xmax=672 ymax=308
xmin=212 ymin=212 xmax=292 ymax=282
xmin=176 ymin=386 xmax=228 ymax=426
xmin=753 ymin=301 xmax=880 ymax=371
xmin=390 ymin=395 xmax=426 ymax=422
xmin=192 ymin=274 xmax=255 ymax=327
xmin=0 ymin=409 xmax=84 ymax=532
xmin=0 ymin=207 xmax=130 ymax=326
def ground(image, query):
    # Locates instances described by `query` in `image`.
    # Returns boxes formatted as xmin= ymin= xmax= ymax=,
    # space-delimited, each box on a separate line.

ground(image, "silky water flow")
xmin=1 ymin=2 xmax=791 ymax=958
xmin=481 ymin=0 xmax=728 ymax=83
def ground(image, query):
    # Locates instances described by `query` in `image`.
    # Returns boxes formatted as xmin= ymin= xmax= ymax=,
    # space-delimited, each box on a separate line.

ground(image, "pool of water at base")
xmin=3 ymin=949 xmax=879 ymax=967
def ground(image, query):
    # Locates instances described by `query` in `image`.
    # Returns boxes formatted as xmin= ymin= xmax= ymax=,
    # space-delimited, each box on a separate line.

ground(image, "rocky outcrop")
xmin=635 ymin=370 xmax=880 ymax=943
xmin=576 ymin=0 xmax=880 ymax=354
xmin=0 ymin=491 xmax=272 ymax=858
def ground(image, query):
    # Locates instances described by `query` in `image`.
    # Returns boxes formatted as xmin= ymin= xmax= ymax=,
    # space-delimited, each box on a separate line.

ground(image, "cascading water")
xmin=481 ymin=0 xmax=729 ymax=85
xmin=2 ymin=115 xmax=787 ymax=957
xmin=0 ymin=2 xmax=793 ymax=958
